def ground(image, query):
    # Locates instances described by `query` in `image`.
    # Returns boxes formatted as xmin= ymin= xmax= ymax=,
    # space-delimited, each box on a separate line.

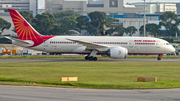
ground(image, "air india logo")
xmin=9 ymin=10 xmax=41 ymax=41
xmin=8 ymin=9 xmax=54 ymax=47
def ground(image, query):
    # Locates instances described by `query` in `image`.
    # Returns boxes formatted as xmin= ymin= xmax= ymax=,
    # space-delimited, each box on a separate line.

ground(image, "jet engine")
xmin=107 ymin=47 xmax=128 ymax=59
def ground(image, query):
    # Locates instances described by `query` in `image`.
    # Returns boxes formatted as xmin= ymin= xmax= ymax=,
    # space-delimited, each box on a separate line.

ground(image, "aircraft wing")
xmin=66 ymin=38 xmax=109 ymax=51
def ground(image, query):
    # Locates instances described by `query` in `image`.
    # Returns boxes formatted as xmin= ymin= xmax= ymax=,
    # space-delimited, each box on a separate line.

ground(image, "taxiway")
xmin=0 ymin=85 xmax=179 ymax=101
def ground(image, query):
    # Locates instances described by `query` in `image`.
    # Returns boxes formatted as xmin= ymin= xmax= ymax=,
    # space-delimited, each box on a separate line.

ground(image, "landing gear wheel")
xmin=93 ymin=57 xmax=97 ymax=61
xmin=89 ymin=56 xmax=93 ymax=61
xmin=157 ymin=57 xmax=161 ymax=60
xmin=85 ymin=56 xmax=98 ymax=61
xmin=85 ymin=56 xmax=89 ymax=60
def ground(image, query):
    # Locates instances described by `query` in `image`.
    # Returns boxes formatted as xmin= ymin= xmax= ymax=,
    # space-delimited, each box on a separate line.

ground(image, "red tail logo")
xmin=8 ymin=9 xmax=54 ymax=47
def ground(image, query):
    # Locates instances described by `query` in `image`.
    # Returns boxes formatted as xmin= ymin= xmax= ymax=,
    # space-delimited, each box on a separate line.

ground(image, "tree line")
xmin=0 ymin=10 xmax=180 ymax=37
xmin=9 ymin=10 xmax=142 ymax=36
xmin=0 ymin=18 xmax=11 ymax=35
xmin=18 ymin=10 xmax=119 ymax=36
xmin=139 ymin=11 xmax=180 ymax=37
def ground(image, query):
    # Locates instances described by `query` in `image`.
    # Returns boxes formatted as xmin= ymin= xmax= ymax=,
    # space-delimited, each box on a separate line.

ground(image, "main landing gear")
xmin=85 ymin=50 xmax=98 ymax=61
xmin=85 ymin=56 xmax=97 ymax=61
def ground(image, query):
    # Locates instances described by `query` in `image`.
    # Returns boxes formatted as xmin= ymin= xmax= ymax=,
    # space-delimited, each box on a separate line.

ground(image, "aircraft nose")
xmin=170 ymin=45 xmax=175 ymax=53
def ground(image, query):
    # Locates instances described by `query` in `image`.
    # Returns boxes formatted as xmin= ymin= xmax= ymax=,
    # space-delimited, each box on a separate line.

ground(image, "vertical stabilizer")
xmin=8 ymin=9 xmax=54 ymax=47
xmin=8 ymin=9 xmax=42 ymax=40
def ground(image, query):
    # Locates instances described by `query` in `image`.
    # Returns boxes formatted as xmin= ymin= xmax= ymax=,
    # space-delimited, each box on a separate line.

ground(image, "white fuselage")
xmin=17 ymin=36 xmax=175 ymax=55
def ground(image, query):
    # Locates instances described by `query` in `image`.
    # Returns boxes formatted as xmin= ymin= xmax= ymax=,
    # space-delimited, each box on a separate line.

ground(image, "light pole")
xmin=143 ymin=0 xmax=146 ymax=37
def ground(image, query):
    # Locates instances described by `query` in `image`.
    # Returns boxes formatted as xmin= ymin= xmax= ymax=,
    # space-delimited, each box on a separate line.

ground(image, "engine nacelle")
xmin=107 ymin=47 xmax=128 ymax=59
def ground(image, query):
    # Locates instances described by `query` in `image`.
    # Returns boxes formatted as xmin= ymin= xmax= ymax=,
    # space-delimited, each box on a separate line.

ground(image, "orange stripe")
xmin=16 ymin=11 xmax=25 ymax=21
xmin=26 ymin=27 xmax=28 ymax=40
xmin=30 ymin=28 xmax=39 ymax=42
xmin=14 ymin=25 xmax=23 ymax=29
xmin=15 ymin=25 xmax=22 ymax=29
xmin=17 ymin=28 xmax=23 ymax=37
xmin=15 ymin=25 xmax=22 ymax=28
xmin=28 ymin=29 xmax=33 ymax=41
xmin=11 ymin=13 xmax=21 ymax=20
xmin=17 ymin=27 xmax=24 ymax=37
xmin=21 ymin=30 xmax=26 ymax=40
xmin=14 ymin=24 xmax=20 ymax=27
xmin=13 ymin=18 xmax=21 ymax=22
xmin=13 ymin=11 xmax=22 ymax=20
xmin=14 ymin=22 xmax=20 ymax=24
xmin=17 ymin=28 xmax=22 ymax=35
xmin=16 ymin=29 xmax=19 ymax=32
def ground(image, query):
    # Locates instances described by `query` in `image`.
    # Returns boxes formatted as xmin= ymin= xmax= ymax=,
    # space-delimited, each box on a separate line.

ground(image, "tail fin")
xmin=8 ymin=9 xmax=42 ymax=40
xmin=8 ymin=9 xmax=54 ymax=47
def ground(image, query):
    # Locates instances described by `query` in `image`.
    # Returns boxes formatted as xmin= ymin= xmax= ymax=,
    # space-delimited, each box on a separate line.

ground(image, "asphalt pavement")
xmin=0 ymin=85 xmax=180 ymax=101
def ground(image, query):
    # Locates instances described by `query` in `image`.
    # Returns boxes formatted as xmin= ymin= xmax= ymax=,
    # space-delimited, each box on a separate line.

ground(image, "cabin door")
xmin=43 ymin=39 xmax=48 ymax=51
xmin=129 ymin=40 xmax=135 ymax=52
xmin=156 ymin=40 xmax=160 ymax=48
xmin=129 ymin=40 xmax=134 ymax=48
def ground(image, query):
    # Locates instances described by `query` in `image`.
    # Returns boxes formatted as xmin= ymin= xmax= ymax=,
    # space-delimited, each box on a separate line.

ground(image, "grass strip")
xmin=0 ymin=62 xmax=180 ymax=89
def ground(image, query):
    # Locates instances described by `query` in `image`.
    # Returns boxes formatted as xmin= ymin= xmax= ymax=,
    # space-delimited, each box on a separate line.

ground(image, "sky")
xmin=38 ymin=0 xmax=180 ymax=9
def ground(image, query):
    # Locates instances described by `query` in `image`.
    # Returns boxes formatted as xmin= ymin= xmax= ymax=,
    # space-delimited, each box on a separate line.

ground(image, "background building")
xmin=44 ymin=0 xmax=179 ymax=37
xmin=129 ymin=2 xmax=177 ymax=14
xmin=38 ymin=8 xmax=45 ymax=14
xmin=177 ymin=3 xmax=180 ymax=14
xmin=0 ymin=0 xmax=38 ymax=16
xmin=45 ymin=0 xmax=143 ymax=16
xmin=0 ymin=0 xmax=38 ymax=35
xmin=45 ymin=0 xmax=145 ymax=36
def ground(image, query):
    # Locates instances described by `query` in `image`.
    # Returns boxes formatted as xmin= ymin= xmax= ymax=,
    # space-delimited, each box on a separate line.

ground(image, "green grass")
xmin=0 ymin=55 xmax=180 ymax=59
xmin=0 ymin=62 xmax=180 ymax=89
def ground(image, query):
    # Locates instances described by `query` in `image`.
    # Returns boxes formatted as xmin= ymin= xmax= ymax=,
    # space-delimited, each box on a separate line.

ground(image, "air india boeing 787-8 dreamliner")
xmin=5 ymin=9 xmax=175 ymax=61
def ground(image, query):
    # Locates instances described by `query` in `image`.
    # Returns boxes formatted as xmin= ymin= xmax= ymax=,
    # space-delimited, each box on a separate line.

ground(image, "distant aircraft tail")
xmin=8 ymin=9 xmax=53 ymax=47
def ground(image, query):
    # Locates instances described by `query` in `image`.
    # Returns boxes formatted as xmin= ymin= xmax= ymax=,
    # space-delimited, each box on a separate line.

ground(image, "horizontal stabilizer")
xmin=4 ymin=36 xmax=33 ymax=47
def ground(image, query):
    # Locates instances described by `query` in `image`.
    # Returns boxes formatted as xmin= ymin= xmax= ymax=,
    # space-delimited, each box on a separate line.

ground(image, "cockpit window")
xmin=166 ymin=43 xmax=170 ymax=45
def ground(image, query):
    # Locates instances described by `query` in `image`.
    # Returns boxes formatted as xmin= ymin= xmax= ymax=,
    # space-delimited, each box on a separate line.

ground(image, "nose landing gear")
xmin=157 ymin=57 xmax=161 ymax=60
xmin=157 ymin=54 xmax=163 ymax=61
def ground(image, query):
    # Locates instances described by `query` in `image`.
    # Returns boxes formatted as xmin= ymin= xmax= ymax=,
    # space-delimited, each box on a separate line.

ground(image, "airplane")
xmin=4 ymin=9 xmax=175 ymax=61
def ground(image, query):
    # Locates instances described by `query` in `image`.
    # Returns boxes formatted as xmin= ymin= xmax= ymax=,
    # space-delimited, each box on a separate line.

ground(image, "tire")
xmin=89 ymin=56 xmax=93 ymax=61
xmin=93 ymin=57 xmax=97 ymax=61
xmin=157 ymin=57 xmax=161 ymax=60
xmin=85 ymin=56 xmax=89 ymax=60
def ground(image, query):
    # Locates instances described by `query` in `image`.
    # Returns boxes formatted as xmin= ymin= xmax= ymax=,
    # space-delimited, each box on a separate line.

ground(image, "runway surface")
xmin=0 ymin=59 xmax=180 ymax=62
xmin=0 ymin=85 xmax=180 ymax=101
